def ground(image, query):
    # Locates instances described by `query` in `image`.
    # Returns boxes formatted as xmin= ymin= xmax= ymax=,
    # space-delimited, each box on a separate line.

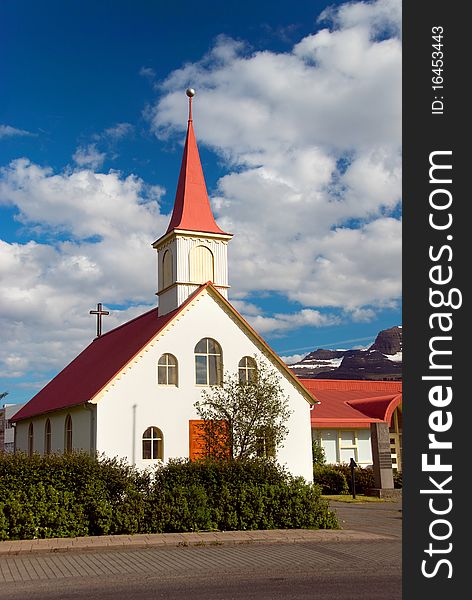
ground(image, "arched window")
xmin=44 ymin=419 xmax=51 ymax=455
xmin=28 ymin=422 xmax=34 ymax=457
xmin=162 ymin=249 xmax=173 ymax=289
xmin=189 ymin=245 xmax=214 ymax=283
xmin=195 ymin=338 xmax=222 ymax=385
xmin=64 ymin=414 xmax=72 ymax=453
xmin=142 ymin=427 xmax=163 ymax=460
xmin=256 ymin=427 xmax=276 ymax=458
xmin=238 ymin=356 xmax=257 ymax=384
xmin=158 ymin=353 xmax=178 ymax=386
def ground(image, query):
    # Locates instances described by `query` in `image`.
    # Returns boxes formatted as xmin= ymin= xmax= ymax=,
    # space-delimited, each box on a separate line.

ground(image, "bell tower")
xmin=152 ymin=89 xmax=232 ymax=316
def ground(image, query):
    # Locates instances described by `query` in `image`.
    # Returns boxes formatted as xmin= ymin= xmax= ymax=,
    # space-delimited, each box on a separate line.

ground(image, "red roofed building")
xmin=300 ymin=379 xmax=402 ymax=471
xmin=12 ymin=91 xmax=316 ymax=481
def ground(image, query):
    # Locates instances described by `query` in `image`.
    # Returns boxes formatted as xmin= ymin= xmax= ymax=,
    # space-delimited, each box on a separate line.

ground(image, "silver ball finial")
xmin=186 ymin=88 xmax=196 ymax=97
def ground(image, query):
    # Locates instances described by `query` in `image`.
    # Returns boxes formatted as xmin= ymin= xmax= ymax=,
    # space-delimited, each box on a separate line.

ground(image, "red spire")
xmin=165 ymin=90 xmax=228 ymax=236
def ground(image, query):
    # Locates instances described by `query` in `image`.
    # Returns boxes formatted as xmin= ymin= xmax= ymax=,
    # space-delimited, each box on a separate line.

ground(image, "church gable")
xmin=13 ymin=282 xmax=316 ymax=426
xmin=94 ymin=287 xmax=314 ymax=475
xmin=94 ymin=285 xmax=313 ymax=402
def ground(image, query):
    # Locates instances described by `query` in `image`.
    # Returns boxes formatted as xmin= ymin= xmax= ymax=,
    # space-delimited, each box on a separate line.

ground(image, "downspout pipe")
xmin=83 ymin=402 xmax=96 ymax=457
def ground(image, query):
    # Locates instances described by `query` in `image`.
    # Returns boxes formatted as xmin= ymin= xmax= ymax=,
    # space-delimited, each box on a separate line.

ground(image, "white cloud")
xmin=147 ymin=0 xmax=401 ymax=314
xmin=246 ymin=309 xmax=341 ymax=335
xmin=280 ymin=353 xmax=306 ymax=365
xmin=0 ymin=161 xmax=169 ymax=379
xmin=75 ymin=123 xmax=134 ymax=167
xmin=0 ymin=159 xmax=166 ymax=240
xmin=0 ymin=124 xmax=34 ymax=139
xmin=230 ymin=299 xmax=262 ymax=316
xmin=231 ymin=299 xmax=342 ymax=337
xmin=319 ymin=0 xmax=401 ymax=37
xmin=72 ymin=144 xmax=107 ymax=169
xmin=140 ymin=66 xmax=157 ymax=82
xmin=346 ymin=307 xmax=378 ymax=323
xmin=286 ymin=217 xmax=402 ymax=309
xmin=102 ymin=122 xmax=134 ymax=140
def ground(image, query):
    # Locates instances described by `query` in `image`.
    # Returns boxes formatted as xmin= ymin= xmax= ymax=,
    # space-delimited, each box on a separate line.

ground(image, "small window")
xmin=339 ymin=430 xmax=357 ymax=463
xmin=44 ymin=419 xmax=51 ymax=455
xmin=189 ymin=245 xmax=214 ymax=283
xmin=64 ymin=414 xmax=72 ymax=453
xmin=340 ymin=431 xmax=356 ymax=446
xmin=195 ymin=338 xmax=222 ymax=385
xmin=238 ymin=356 xmax=257 ymax=384
xmin=142 ymin=427 xmax=163 ymax=460
xmin=158 ymin=353 xmax=178 ymax=386
xmin=318 ymin=430 xmax=337 ymax=464
xmin=28 ymin=422 xmax=34 ymax=457
xmin=162 ymin=249 xmax=173 ymax=289
xmin=255 ymin=427 xmax=276 ymax=458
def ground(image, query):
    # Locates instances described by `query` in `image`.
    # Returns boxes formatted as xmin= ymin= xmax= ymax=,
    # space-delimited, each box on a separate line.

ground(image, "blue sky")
xmin=0 ymin=0 xmax=402 ymax=405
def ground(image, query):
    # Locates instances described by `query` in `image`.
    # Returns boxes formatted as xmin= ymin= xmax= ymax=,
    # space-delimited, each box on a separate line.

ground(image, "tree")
xmin=194 ymin=359 xmax=292 ymax=460
xmin=0 ymin=391 xmax=8 ymax=402
xmin=312 ymin=439 xmax=326 ymax=465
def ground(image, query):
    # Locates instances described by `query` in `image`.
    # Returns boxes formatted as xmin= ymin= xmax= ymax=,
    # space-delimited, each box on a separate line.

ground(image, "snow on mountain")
xmin=288 ymin=326 xmax=402 ymax=380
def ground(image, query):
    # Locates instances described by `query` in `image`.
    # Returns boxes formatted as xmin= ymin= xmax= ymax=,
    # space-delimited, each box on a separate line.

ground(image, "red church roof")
xmin=12 ymin=305 xmax=182 ymax=422
xmin=299 ymin=379 xmax=402 ymax=428
xmin=13 ymin=284 xmax=318 ymax=422
xmin=164 ymin=95 xmax=229 ymax=236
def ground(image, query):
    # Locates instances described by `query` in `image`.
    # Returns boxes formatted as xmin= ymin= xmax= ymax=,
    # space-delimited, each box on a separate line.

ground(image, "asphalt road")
xmin=0 ymin=538 xmax=401 ymax=599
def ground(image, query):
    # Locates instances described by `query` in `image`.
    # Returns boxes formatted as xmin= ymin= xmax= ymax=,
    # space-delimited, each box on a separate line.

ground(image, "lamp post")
xmin=350 ymin=457 xmax=357 ymax=499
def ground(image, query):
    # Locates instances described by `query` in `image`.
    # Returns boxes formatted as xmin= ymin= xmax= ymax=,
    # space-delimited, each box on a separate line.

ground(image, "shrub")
xmin=393 ymin=471 xmax=402 ymax=488
xmin=147 ymin=458 xmax=338 ymax=532
xmin=0 ymin=452 xmax=147 ymax=540
xmin=314 ymin=463 xmax=403 ymax=494
xmin=330 ymin=464 xmax=375 ymax=495
xmin=0 ymin=453 xmax=338 ymax=539
xmin=312 ymin=464 xmax=349 ymax=495
xmin=312 ymin=440 xmax=326 ymax=465
xmin=329 ymin=464 xmax=403 ymax=493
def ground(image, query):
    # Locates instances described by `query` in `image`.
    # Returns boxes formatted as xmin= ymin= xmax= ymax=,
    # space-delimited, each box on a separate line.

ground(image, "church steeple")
xmin=153 ymin=89 xmax=232 ymax=316
xmin=165 ymin=89 xmax=228 ymax=236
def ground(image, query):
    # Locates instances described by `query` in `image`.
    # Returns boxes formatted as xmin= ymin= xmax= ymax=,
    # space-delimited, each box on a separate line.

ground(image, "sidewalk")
xmin=0 ymin=499 xmax=401 ymax=556
xmin=330 ymin=498 xmax=402 ymax=539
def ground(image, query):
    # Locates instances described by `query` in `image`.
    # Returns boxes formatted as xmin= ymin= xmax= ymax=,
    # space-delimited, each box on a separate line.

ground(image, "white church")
xmin=12 ymin=90 xmax=316 ymax=482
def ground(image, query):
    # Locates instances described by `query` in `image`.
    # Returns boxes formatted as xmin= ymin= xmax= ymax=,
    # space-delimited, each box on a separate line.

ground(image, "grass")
xmin=322 ymin=494 xmax=394 ymax=503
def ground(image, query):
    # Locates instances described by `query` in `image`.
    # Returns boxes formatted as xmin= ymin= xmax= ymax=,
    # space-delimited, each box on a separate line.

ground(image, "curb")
xmin=0 ymin=529 xmax=394 ymax=556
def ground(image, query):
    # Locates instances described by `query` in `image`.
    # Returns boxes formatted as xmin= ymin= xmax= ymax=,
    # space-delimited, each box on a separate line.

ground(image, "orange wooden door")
xmin=189 ymin=420 xmax=207 ymax=460
xmin=188 ymin=419 xmax=230 ymax=460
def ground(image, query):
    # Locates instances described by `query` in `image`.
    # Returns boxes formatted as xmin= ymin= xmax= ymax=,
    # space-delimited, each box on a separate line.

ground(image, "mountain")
xmin=289 ymin=326 xmax=402 ymax=380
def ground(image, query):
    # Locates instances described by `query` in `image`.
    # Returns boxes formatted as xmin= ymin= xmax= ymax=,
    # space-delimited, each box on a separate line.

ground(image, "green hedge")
xmin=393 ymin=471 xmax=402 ymax=489
xmin=331 ymin=464 xmax=375 ymax=495
xmin=148 ymin=459 xmax=338 ymax=532
xmin=333 ymin=464 xmax=403 ymax=493
xmin=0 ymin=452 xmax=150 ymax=540
xmin=0 ymin=453 xmax=338 ymax=540
xmin=313 ymin=463 xmax=403 ymax=495
xmin=312 ymin=465 xmax=349 ymax=495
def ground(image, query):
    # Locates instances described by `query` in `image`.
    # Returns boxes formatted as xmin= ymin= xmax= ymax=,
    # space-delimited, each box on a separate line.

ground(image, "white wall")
xmin=14 ymin=405 xmax=93 ymax=455
xmin=96 ymin=291 xmax=313 ymax=481
xmin=2 ymin=403 xmax=26 ymax=449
